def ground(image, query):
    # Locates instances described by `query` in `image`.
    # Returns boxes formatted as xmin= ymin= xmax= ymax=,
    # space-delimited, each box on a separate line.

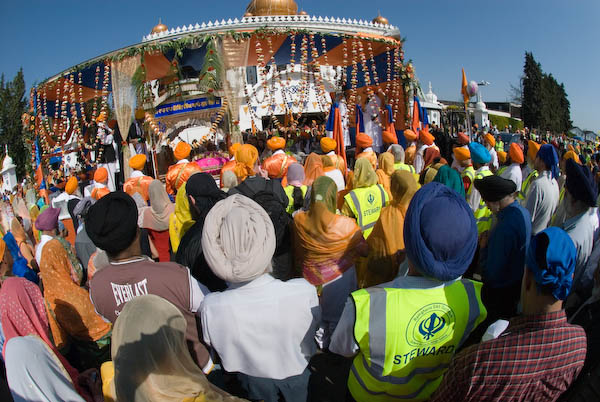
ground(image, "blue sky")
xmin=1 ymin=0 xmax=598 ymax=131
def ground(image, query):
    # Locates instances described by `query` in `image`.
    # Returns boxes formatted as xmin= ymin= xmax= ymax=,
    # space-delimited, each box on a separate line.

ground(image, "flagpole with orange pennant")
xmin=461 ymin=68 xmax=472 ymax=141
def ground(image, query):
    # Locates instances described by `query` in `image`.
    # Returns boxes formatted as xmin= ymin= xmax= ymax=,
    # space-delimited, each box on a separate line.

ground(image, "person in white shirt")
xmin=500 ymin=142 xmax=524 ymax=192
xmin=201 ymin=195 xmax=320 ymax=402
xmin=524 ymin=144 xmax=560 ymax=235
xmin=483 ymin=133 xmax=499 ymax=171
xmin=33 ymin=207 xmax=61 ymax=266
xmin=51 ymin=176 xmax=80 ymax=244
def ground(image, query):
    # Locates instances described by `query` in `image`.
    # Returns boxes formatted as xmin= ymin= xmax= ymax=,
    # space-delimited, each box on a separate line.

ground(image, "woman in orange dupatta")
xmin=303 ymin=153 xmax=324 ymax=186
xmin=359 ymin=170 xmax=418 ymax=288
xmin=375 ymin=152 xmax=395 ymax=200
xmin=293 ymin=176 xmax=368 ymax=348
xmin=39 ymin=238 xmax=111 ymax=366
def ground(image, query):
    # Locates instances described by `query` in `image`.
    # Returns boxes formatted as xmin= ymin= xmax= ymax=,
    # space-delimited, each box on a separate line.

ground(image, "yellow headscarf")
xmin=353 ymin=158 xmax=378 ymax=188
xmin=169 ymin=184 xmax=195 ymax=253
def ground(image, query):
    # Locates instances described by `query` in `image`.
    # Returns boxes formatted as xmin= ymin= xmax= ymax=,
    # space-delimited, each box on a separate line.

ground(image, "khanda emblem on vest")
xmin=419 ymin=313 xmax=445 ymax=341
xmin=367 ymin=193 xmax=375 ymax=205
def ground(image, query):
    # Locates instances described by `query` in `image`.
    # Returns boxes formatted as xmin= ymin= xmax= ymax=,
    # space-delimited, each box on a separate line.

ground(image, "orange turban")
xmin=568 ymin=144 xmax=575 ymax=153
xmin=267 ymin=136 xmax=286 ymax=151
xmin=453 ymin=147 xmax=471 ymax=161
xmin=94 ymin=167 xmax=108 ymax=183
xmin=65 ymin=177 xmax=78 ymax=195
xmin=96 ymin=111 xmax=107 ymax=123
xmin=457 ymin=132 xmax=470 ymax=145
xmin=174 ymin=142 xmax=192 ymax=161
xmin=403 ymin=129 xmax=417 ymax=141
xmin=320 ymin=137 xmax=337 ymax=153
xmin=229 ymin=143 xmax=241 ymax=156
xmin=419 ymin=129 xmax=434 ymax=146
xmin=509 ymin=142 xmax=524 ymax=164
xmin=356 ymin=133 xmax=373 ymax=148
xmin=484 ymin=133 xmax=496 ymax=148
xmin=563 ymin=150 xmax=581 ymax=164
xmin=498 ymin=151 xmax=507 ymax=164
xmin=527 ymin=140 xmax=541 ymax=161
xmin=129 ymin=154 xmax=146 ymax=171
xmin=234 ymin=144 xmax=259 ymax=181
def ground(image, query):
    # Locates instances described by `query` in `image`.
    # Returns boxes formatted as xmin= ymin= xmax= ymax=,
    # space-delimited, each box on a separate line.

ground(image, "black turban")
xmin=474 ymin=175 xmax=517 ymax=202
xmin=85 ymin=191 xmax=139 ymax=255
xmin=566 ymin=159 xmax=597 ymax=207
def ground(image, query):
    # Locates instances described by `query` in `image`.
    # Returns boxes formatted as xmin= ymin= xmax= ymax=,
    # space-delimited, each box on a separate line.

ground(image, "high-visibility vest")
xmin=344 ymin=184 xmax=389 ymax=238
xmin=349 ymin=279 xmax=487 ymax=402
xmin=495 ymin=140 xmax=504 ymax=152
xmin=497 ymin=166 xmax=507 ymax=176
xmin=473 ymin=169 xmax=493 ymax=234
xmin=394 ymin=162 xmax=416 ymax=174
xmin=519 ymin=170 xmax=539 ymax=201
xmin=462 ymin=166 xmax=476 ymax=195
xmin=284 ymin=185 xmax=307 ymax=215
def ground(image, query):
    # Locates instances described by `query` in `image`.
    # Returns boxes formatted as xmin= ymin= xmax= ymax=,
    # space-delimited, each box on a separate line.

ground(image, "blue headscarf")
xmin=2 ymin=232 xmax=39 ymax=284
xmin=526 ymin=227 xmax=576 ymax=301
xmin=403 ymin=182 xmax=477 ymax=281
xmin=433 ymin=165 xmax=466 ymax=198
xmin=468 ymin=142 xmax=491 ymax=164
xmin=537 ymin=144 xmax=559 ymax=180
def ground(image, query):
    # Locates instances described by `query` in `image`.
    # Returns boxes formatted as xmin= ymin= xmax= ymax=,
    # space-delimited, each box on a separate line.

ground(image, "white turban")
xmin=201 ymin=194 xmax=276 ymax=283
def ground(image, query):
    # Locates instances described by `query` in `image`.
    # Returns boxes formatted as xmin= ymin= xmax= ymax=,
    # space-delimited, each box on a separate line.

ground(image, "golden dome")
xmin=298 ymin=10 xmax=308 ymax=16
xmin=245 ymin=0 xmax=299 ymax=16
xmin=244 ymin=12 xmax=254 ymax=17
xmin=372 ymin=13 xmax=389 ymax=25
xmin=151 ymin=19 xmax=168 ymax=34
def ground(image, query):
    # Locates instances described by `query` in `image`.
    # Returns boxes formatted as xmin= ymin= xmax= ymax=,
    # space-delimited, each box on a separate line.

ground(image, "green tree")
xmin=0 ymin=69 xmax=29 ymax=179
xmin=522 ymin=52 xmax=543 ymax=129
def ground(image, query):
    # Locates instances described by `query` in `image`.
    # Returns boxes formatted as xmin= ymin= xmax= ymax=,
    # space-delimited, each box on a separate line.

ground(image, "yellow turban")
xmin=65 ymin=177 xmax=78 ymax=195
xmin=174 ymin=142 xmax=191 ymax=161
xmin=134 ymin=108 xmax=146 ymax=120
xmin=0 ymin=238 xmax=5 ymax=261
xmin=484 ymin=133 xmax=496 ymax=148
xmin=563 ymin=150 xmax=581 ymax=164
xmin=234 ymin=144 xmax=259 ymax=182
xmin=453 ymin=147 xmax=471 ymax=161
xmin=527 ymin=140 xmax=541 ymax=161
xmin=267 ymin=136 xmax=286 ymax=151
xmin=94 ymin=167 xmax=108 ymax=183
xmin=129 ymin=154 xmax=147 ymax=171
xmin=229 ymin=143 xmax=241 ymax=157
xmin=403 ymin=129 xmax=417 ymax=141
xmin=320 ymin=137 xmax=337 ymax=153
xmin=96 ymin=111 xmax=107 ymax=123
xmin=498 ymin=151 xmax=507 ymax=163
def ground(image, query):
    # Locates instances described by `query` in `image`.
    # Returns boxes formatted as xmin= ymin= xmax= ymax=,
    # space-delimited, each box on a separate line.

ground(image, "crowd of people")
xmin=0 ymin=123 xmax=599 ymax=402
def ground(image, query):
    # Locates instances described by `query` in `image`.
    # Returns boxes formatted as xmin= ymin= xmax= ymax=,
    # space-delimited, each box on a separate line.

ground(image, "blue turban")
xmin=403 ymin=182 xmax=477 ymax=281
xmin=468 ymin=142 xmax=491 ymax=164
xmin=526 ymin=227 xmax=576 ymax=301
xmin=565 ymin=158 xmax=597 ymax=207
xmin=537 ymin=144 xmax=559 ymax=180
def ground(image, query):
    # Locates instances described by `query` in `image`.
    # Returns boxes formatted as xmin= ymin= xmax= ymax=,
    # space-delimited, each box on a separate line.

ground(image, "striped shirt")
xmin=430 ymin=310 xmax=586 ymax=402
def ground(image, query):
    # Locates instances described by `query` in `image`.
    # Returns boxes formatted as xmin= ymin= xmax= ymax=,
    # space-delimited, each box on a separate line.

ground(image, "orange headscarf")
xmin=303 ymin=153 xmax=324 ymax=186
xmin=233 ymin=144 xmax=259 ymax=182
xmin=228 ymin=143 xmax=241 ymax=157
xmin=376 ymin=152 xmax=395 ymax=199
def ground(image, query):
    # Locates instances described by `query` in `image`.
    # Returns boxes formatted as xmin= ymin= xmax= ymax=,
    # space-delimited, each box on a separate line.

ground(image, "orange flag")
xmin=461 ymin=68 xmax=470 ymax=105
xmin=411 ymin=99 xmax=420 ymax=133
xmin=333 ymin=107 xmax=347 ymax=168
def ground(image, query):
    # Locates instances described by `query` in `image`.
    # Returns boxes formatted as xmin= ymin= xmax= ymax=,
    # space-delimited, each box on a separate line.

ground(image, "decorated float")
xmin=26 ymin=0 xmax=414 ymax=179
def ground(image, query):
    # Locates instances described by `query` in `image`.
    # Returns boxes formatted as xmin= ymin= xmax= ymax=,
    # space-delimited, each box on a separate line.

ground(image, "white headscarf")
xmin=202 ymin=194 xmax=275 ymax=283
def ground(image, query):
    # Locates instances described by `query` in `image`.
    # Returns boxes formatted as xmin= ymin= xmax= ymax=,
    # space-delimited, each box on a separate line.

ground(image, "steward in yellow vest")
xmin=466 ymin=143 xmax=493 ymax=234
xmin=329 ymin=183 xmax=487 ymax=401
xmin=342 ymin=158 xmax=389 ymax=238
xmin=388 ymin=144 xmax=416 ymax=173
xmin=284 ymin=185 xmax=307 ymax=215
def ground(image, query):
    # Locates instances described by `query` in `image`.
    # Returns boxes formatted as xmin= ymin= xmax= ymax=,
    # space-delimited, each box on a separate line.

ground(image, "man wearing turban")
xmin=483 ymin=133 xmax=499 ymax=171
xmin=355 ymin=133 xmax=377 ymax=171
xmin=432 ymin=227 xmax=586 ymax=402
xmin=474 ymin=175 xmax=531 ymax=322
xmin=262 ymin=136 xmax=297 ymax=180
xmin=453 ymin=146 xmax=474 ymax=194
xmin=414 ymin=129 xmax=437 ymax=174
xmin=523 ymin=144 xmax=560 ymax=235
xmin=50 ymin=176 xmax=80 ymax=245
xmin=500 ymin=142 xmax=524 ymax=191
xmin=123 ymin=154 xmax=153 ymax=202
xmin=466 ymin=143 xmax=493 ymax=234
xmin=321 ymin=137 xmax=347 ymax=176
xmin=91 ymin=168 xmax=111 ymax=201
xmin=200 ymin=195 xmax=320 ymax=402
xmin=331 ymin=183 xmax=487 ymax=401
xmin=219 ymin=143 xmax=240 ymax=189
xmin=519 ymin=140 xmax=541 ymax=202
xmin=403 ymin=129 xmax=417 ymax=165
xmin=95 ymin=113 xmax=120 ymax=192
xmin=165 ymin=141 xmax=201 ymax=196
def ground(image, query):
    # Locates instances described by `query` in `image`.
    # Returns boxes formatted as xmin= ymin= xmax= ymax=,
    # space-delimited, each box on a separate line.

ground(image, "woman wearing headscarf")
xmin=360 ymin=170 xmax=418 ymax=288
xmin=201 ymin=195 xmax=320 ymax=402
xmin=1 ymin=232 xmax=39 ymax=284
xmin=104 ymin=295 xmax=243 ymax=402
xmin=169 ymin=182 xmax=195 ymax=254
xmin=140 ymin=180 xmax=174 ymax=262
xmin=176 ymin=173 xmax=227 ymax=292
xmin=38 ymin=231 xmax=112 ymax=367
xmin=233 ymin=144 xmax=259 ymax=183
xmin=283 ymin=163 xmax=308 ymax=215
xmin=0 ymin=277 xmax=96 ymax=402
xmin=341 ymin=158 xmax=389 ymax=239
xmin=375 ymin=152 xmax=395 ymax=199
xmin=321 ymin=155 xmax=345 ymax=193
xmin=10 ymin=218 xmax=37 ymax=271
xmin=433 ymin=164 xmax=466 ymax=197
xmin=303 ymin=152 xmax=324 ymax=187
xmin=293 ymin=176 xmax=367 ymax=348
